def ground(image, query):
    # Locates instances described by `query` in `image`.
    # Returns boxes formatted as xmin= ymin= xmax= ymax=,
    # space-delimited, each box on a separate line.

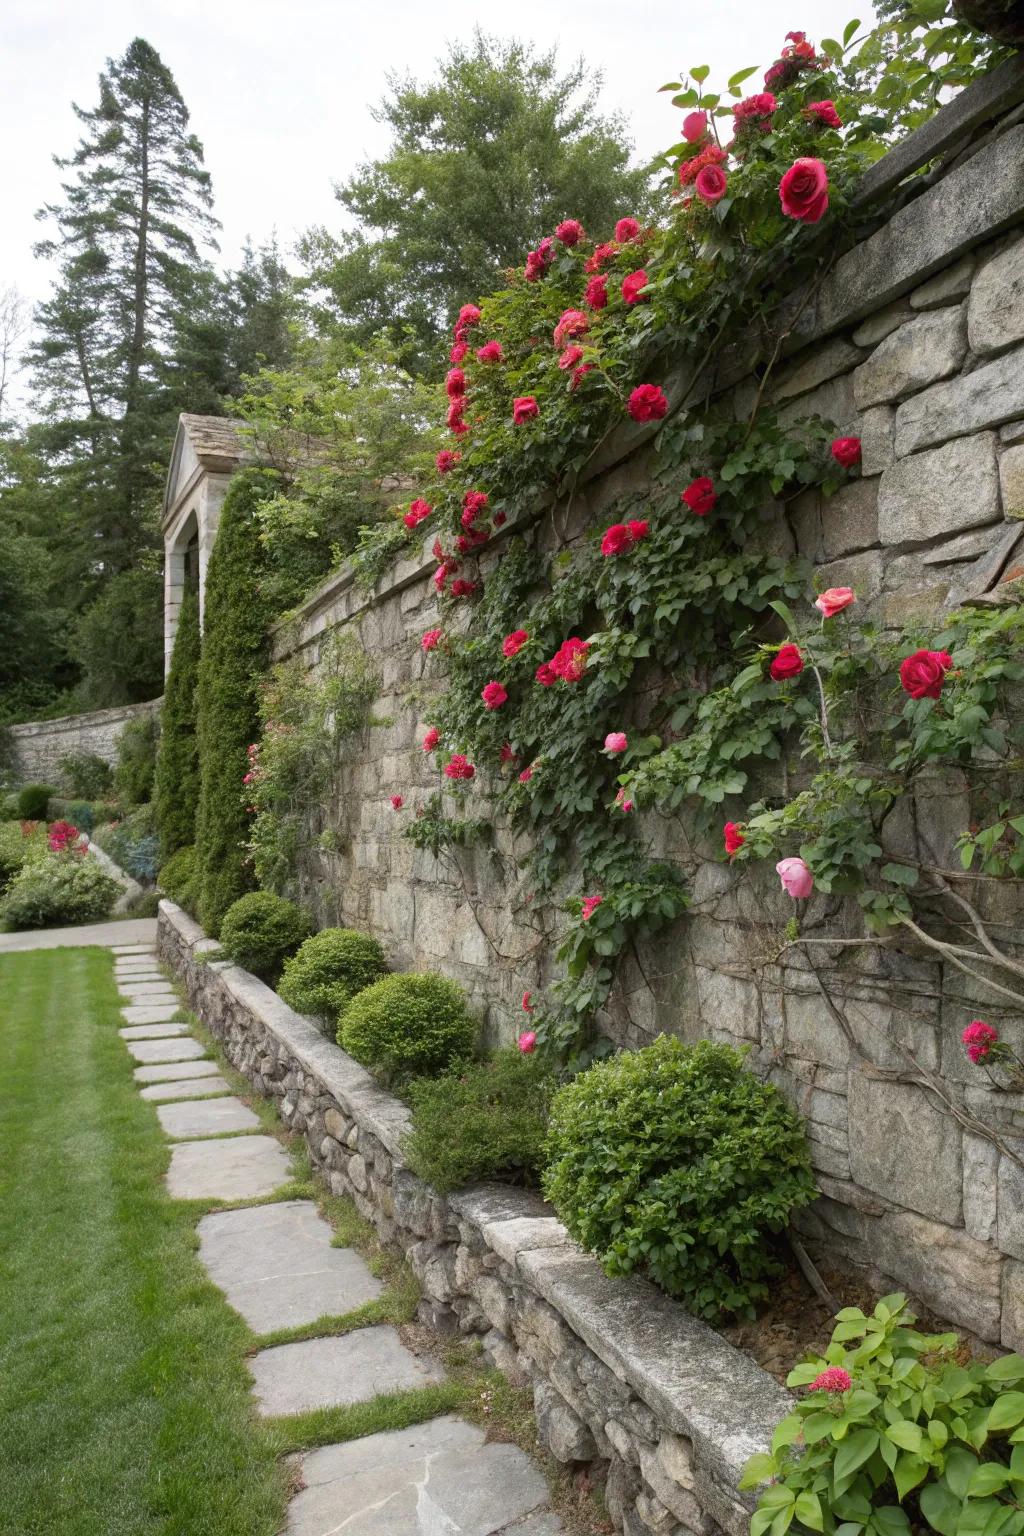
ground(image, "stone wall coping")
xmin=7 ymin=697 xmax=162 ymax=740
xmin=158 ymin=899 xmax=794 ymax=1491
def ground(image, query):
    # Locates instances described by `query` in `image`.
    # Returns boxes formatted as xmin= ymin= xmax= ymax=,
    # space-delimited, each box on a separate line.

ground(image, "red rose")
xmin=457 ymin=304 xmax=481 ymax=329
xmin=450 ymin=341 xmax=468 ymax=364
xmin=695 ymin=165 xmax=727 ymax=206
xmin=445 ymin=368 xmax=466 ymax=398
xmin=500 ymin=743 xmax=516 ymax=763
xmin=724 ymin=822 xmax=745 ymax=857
xmin=584 ymin=273 xmax=608 ymax=310
xmin=503 ymin=629 xmax=528 ymax=657
xmin=770 ymin=643 xmax=805 ymax=681
xmin=733 ymin=92 xmax=777 ymax=128
xmin=779 ymin=158 xmax=829 ymax=224
xmin=481 ymin=681 xmax=508 ymax=710
xmin=621 ymin=269 xmax=650 ymax=306
xmin=421 ymin=628 xmax=442 ymax=652
xmin=805 ymin=100 xmax=842 ymax=128
xmin=614 ymin=217 xmax=641 ymax=243
xmin=553 ymin=309 xmax=588 ymax=348
xmin=462 ymin=489 xmax=489 ymax=524
xmin=435 ymin=450 xmax=460 ymax=475
xmin=559 ymin=345 xmax=584 ymax=371
xmin=513 ymin=396 xmax=539 ymax=424
xmin=550 ymin=637 xmax=589 ymax=682
xmin=585 ymin=243 xmax=618 ymax=273
xmin=422 ymin=727 xmax=440 ymax=752
xmin=899 ymin=649 xmax=953 ymax=701
xmin=476 ymin=340 xmax=503 ymax=363
xmin=600 ymin=523 xmax=634 ymax=556
xmin=681 ymin=476 xmax=716 ymax=515
xmin=450 ymin=578 xmax=477 ymax=598
xmin=390 ymin=794 xmax=403 ymax=810
xmin=446 ymin=399 xmax=465 ymax=428
xmin=555 ymin=218 xmax=585 ymax=246
xmin=535 ymin=662 xmax=557 ymax=687
xmin=570 ymin=363 xmax=593 ymax=391
xmin=628 ymin=384 xmax=668 ymax=422
xmin=627 ymin=519 xmax=649 ymax=542
xmin=831 ymin=436 xmax=862 ymax=468
xmin=444 ymin=754 xmax=475 ymax=781
xmin=403 ymin=498 xmax=433 ymax=529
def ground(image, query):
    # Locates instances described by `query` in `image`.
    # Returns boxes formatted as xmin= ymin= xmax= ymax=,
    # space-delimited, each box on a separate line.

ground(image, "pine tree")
xmin=154 ymin=586 xmax=201 ymax=859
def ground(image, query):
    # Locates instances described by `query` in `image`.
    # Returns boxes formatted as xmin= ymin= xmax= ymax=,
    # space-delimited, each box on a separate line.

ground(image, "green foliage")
xmin=194 ymin=470 xmax=276 ymax=936
xmin=154 ymin=587 xmax=201 ymax=860
xmin=0 ymin=820 xmax=48 ymax=893
xmin=158 ymin=844 xmax=199 ymax=914
xmin=72 ymin=562 xmax=164 ymax=708
xmin=405 ymin=1048 xmax=557 ymax=1194
xmin=0 ymin=521 xmax=74 ymax=721
xmin=92 ymin=805 xmax=160 ymax=882
xmin=218 ymin=891 xmax=311 ymax=982
xmin=1 ymin=852 xmax=119 ymax=930
xmin=299 ymin=30 xmax=653 ymax=371
xmin=246 ymin=633 xmax=378 ymax=896
xmin=66 ymin=799 xmax=97 ymax=834
xmin=278 ymin=928 xmax=389 ymax=1026
xmin=339 ymin=972 xmax=478 ymax=1085
xmin=59 ymin=752 xmax=113 ymax=799
xmin=114 ymin=713 xmax=159 ymax=805
xmin=741 ymin=1293 xmax=1024 ymax=1536
xmin=543 ymin=1036 xmax=818 ymax=1320
xmin=17 ymin=785 xmax=55 ymax=820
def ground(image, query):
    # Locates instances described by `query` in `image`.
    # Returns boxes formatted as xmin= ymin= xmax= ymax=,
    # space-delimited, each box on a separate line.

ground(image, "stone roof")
xmin=177 ymin=413 xmax=247 ymax=465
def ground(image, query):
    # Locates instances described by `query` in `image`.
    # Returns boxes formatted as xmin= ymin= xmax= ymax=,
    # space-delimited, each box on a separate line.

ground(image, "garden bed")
xmin=158 ymin=898 xmax=792 ymax=1536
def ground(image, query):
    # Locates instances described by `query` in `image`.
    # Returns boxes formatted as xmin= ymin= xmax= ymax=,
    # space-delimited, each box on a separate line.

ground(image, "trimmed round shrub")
xmin=278 ymin=928 xmax=389 ymax=1026
xmin=17 ymin=784 xmax=55 ymax=820
xmin=405 ymin=1049 xmax=557 ymax=1193
xmin=158 ymin=845 xmax=199 ymax=913
xmin=218 ymin=891 xmax=311 ymax=982
xmin=543 ymin=1036 xmax=818 ymax=1322
xmin=1 ymin=854 xmax=119 ymax=931
xmin=339 ymin=972 xmax=477 ymax=1084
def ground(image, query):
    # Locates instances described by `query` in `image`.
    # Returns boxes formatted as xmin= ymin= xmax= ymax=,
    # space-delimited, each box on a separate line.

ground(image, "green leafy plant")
xmin=92 ymin=805 xmax=160 ymax=883
xmin=405 ymin=1048 xmax=558 ymax=1193
xmin=543 ymin=1035 xmax=817 ymax=1320
xmin=1 ymin=853 xmax=119 ymax=931
xmin=0 ymin=820 xmax=48 ymax=893
xmin=218 ymin=891 xmax=311 ymax=983
xmin=59 ymin=752 xmax=114 ymax=799
xmin=741 ymin=1293 xmax=1024 ymax=1536
xmin=114 ymin=715 xmax=159 ymax=805
xmin=158 ymin=845 xmax=199 ymax=914
xmin=17 ymin=785 xmax=55 ymax=820
xmin=154 ymin=586 xmax=201 ymax=861
xmin=278 ymin=927 xmax=389 ymax=1027
xmin=338 ymin=972 xmax=478 ymax=1085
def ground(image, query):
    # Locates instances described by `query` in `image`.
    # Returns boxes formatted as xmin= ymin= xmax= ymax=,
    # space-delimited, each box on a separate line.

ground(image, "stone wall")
xmin=158 ymin=899 xmax=792 ymax=1536
xmin=6 ymin=698 xmax=162 ymax=787
xmin=261 ymin=71 xmax=1024 ymax=1350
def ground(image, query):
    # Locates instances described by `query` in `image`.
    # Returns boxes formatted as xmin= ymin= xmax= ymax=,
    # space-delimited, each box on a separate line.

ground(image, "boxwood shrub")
xmin=17 ymin=784 xmax=55 ymax=820
xmin=543 ymin=1035 xmax=817 ymax=1321
xmin=278 ymin=928 xmax=388 ymax=1028
xmin=218 ymin=891 xmax=311 ymax=982
xmin=339 ymin=972 xmax=477 ymax=1085
xmin=158 ymin=845 xmax=199 ymax=914
xmin=1 ymin=854 xmax=119 ymax=931
xmin=405 ymin=1048 xmax=557 ymax=1193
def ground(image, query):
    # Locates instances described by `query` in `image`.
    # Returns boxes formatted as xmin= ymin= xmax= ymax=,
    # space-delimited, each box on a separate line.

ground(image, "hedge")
xmin=155 ymin=585 xmax=201 ymax=861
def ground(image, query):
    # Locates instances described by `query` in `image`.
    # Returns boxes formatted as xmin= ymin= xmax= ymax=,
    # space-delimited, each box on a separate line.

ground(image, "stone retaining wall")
xmin=6 ymin=699 xmax=162 ymax=786
xmin=158 ymin=899 xmax=791 ymax=1536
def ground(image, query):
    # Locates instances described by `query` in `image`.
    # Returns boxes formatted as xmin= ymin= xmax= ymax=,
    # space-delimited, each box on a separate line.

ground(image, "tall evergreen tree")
xmin=31 ymin=37 xmax=221 ymax=574
xmin=154 ymin=586 xmax=202 ymax=859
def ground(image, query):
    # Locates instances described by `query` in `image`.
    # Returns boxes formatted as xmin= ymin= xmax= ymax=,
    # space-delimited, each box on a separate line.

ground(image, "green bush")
xmin=543 ymin=1036 xmax=817 ymax=1322
xmin=405 ymin=1049 xmax=557 ymax=1193
xmin=1 ymin=853 xmax=119 ymax=930
xmin=154 ymin=587 xmax=201 ymax=861
xmin=339 ymin=972 xmax=477 ymax=1084
xmin=742 ymin=1293 xmax=1024 ymax=1536
xmin=59 ymin=752 xmax=113 ymax=799
xmin=114 ymin=714 xmax=159 ymax=805
xmin=66 ymin=800 xmax=96 ymax=834
xmin=0 ymin=820 xmax=48 ymax=893
xmin=158 ymin=845 xmax=199 ymax=913
xmin=194 ymin=471 xmax=276 ymax=935
xmin=125 ymin=889 xmax=162 ymax=919
xmin=218 ymin=891 xmax=311 ymax=982
xmin=92 ymin=805 xmax=159 ymax=882
xmin=278 ymin=928 xmax=388 ymax=1026
xmin=17 ymin=784 xmax=55 ymax=820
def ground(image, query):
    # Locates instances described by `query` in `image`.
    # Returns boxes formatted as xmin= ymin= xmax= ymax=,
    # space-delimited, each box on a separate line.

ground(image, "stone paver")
xmin=140 ymin=1075 xmax=232 ymax=1103
xmin=250 ymin=1326 xmax=445 ymax=1417
xmin=114 ymin=962 xmax=164 ymax=974
xmin=198 ymin=1201 xmax=384 ymax=1333
xmin=166 ymin=1135 xmax=291 ymax=1200
xmin=157 ymin=1095 xmax=261 ymax=1140
xmin=285 ymin=1416 xmax=562 ymax=1535
xmin=118 ymin=982 xmax=178 ymax=998
xmin=0 ymin=920 xmax=156 ymax=954
xmin=121 ymin=1004 xmax=182 ymax=1024
xmin=119 ymin=1023 xmax=189 ymax=1040
xmin=127 ymin=1037 xmax=205 ymax=1064
xmin=134 ymin=1059 xmax=222 ymax=1084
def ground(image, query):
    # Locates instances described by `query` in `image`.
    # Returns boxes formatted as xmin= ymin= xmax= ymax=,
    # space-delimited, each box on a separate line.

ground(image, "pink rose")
xmin=503 ymin=629 xmax=529 ymax=658
xmin=581 ymin=894 xmax=603 ymax=921
xmin=811 ymin=1368 xmax=852 ymax=1394
xmin=449 ymin=342 xmax=468 ymax=364
xmin=570 ymin=364 xmax=593 ymax=391
xmin=522 ymin=991 xmax=534 ymax=1013
xmin=962 ymin=1020 xmax=998 ymax=1064
xmin=604 ymin=732 xmax=628 ymax=754
xmin=435 ymin=450 xmax=460 ymax=475
xmin=422 ymin=726 xmax=440 ymax=752
xmin=445 ymin=368 xmax=466 ymax=398
xmin=481 ymin=681 xmax=508 ymax=710
xmin=695 ymin=165 xmax=727 ymax=205
xmin=559 ymin=344 xmax=584 ymax=371
xmin=421 ymin=628 xmax=442 ymax=652
xmin=476 ymin=340 xmax=504 ymax=364
xmin=779 ymin=158 xmax=829 ymax=224
xmin=776 ymin=857 xmax=814 ymax=900
xmin=614 ymin=788 xmax=634 ymax=813
xmin=555 ymin=218 xmax=585 ymax=246
xmin=815 ymin=587 xmax=855 ymax=618
xmin=584 ymin=274 xmax=608 ymax=310
xmin=614 ymin=217 xmax=641 ymax=242
xmin=899 ymin=649 xmax=953 ymax=701
xmin=513 ymin=396 xmax=539 ymax=424
xmin=519 ymin=765 xmax=535 ymax=782
xmin=518 ymin=1030 xmax=537 ymax=1054
xmin=390 ymin=794 xmax=404 ymax=810
xmin=682 ymin=110 xmax=708 ymax=142
xmin=805 ymin=100 xmax=842 ymax=129
xmin=553 ymin=309 xmax=589 ymax=348
xmin=724 ymin=822 xmax=744 ymax=857
xmin=628 ymin=519 xmax=649 ymax=543
xmin=403 ymin=498 xmax=433 ymax=529
xmin=627 ymin=384 xmax=668 ymax=422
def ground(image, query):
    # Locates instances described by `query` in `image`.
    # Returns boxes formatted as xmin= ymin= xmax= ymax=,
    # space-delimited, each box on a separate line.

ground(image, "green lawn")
xmin=0 ymin=949 xmax=287 ymax=1536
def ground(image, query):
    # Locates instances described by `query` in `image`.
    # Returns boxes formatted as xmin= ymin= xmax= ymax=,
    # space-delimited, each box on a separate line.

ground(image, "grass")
xmin=0 ymin=948 xmax=287 ymax=1536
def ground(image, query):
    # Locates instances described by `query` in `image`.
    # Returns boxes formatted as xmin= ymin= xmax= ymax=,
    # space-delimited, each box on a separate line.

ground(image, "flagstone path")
xmin=112 ymin=942 xmax=564 ymax=1536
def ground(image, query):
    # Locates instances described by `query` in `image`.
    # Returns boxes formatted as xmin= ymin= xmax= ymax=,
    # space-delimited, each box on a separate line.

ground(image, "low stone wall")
xmin=6 ymin=699 xmax=162 ymax=785
xmin=158 ymin=899 xmax=790 ymax=1536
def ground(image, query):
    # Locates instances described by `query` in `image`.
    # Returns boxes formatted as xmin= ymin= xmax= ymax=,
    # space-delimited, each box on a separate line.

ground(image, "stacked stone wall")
xmin=6 ymin=699 xmax=162 ymax=787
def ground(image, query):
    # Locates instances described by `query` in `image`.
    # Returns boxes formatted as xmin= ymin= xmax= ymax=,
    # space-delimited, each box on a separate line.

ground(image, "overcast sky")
xmin=3 ymin=0 xmax=870 ymax=323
